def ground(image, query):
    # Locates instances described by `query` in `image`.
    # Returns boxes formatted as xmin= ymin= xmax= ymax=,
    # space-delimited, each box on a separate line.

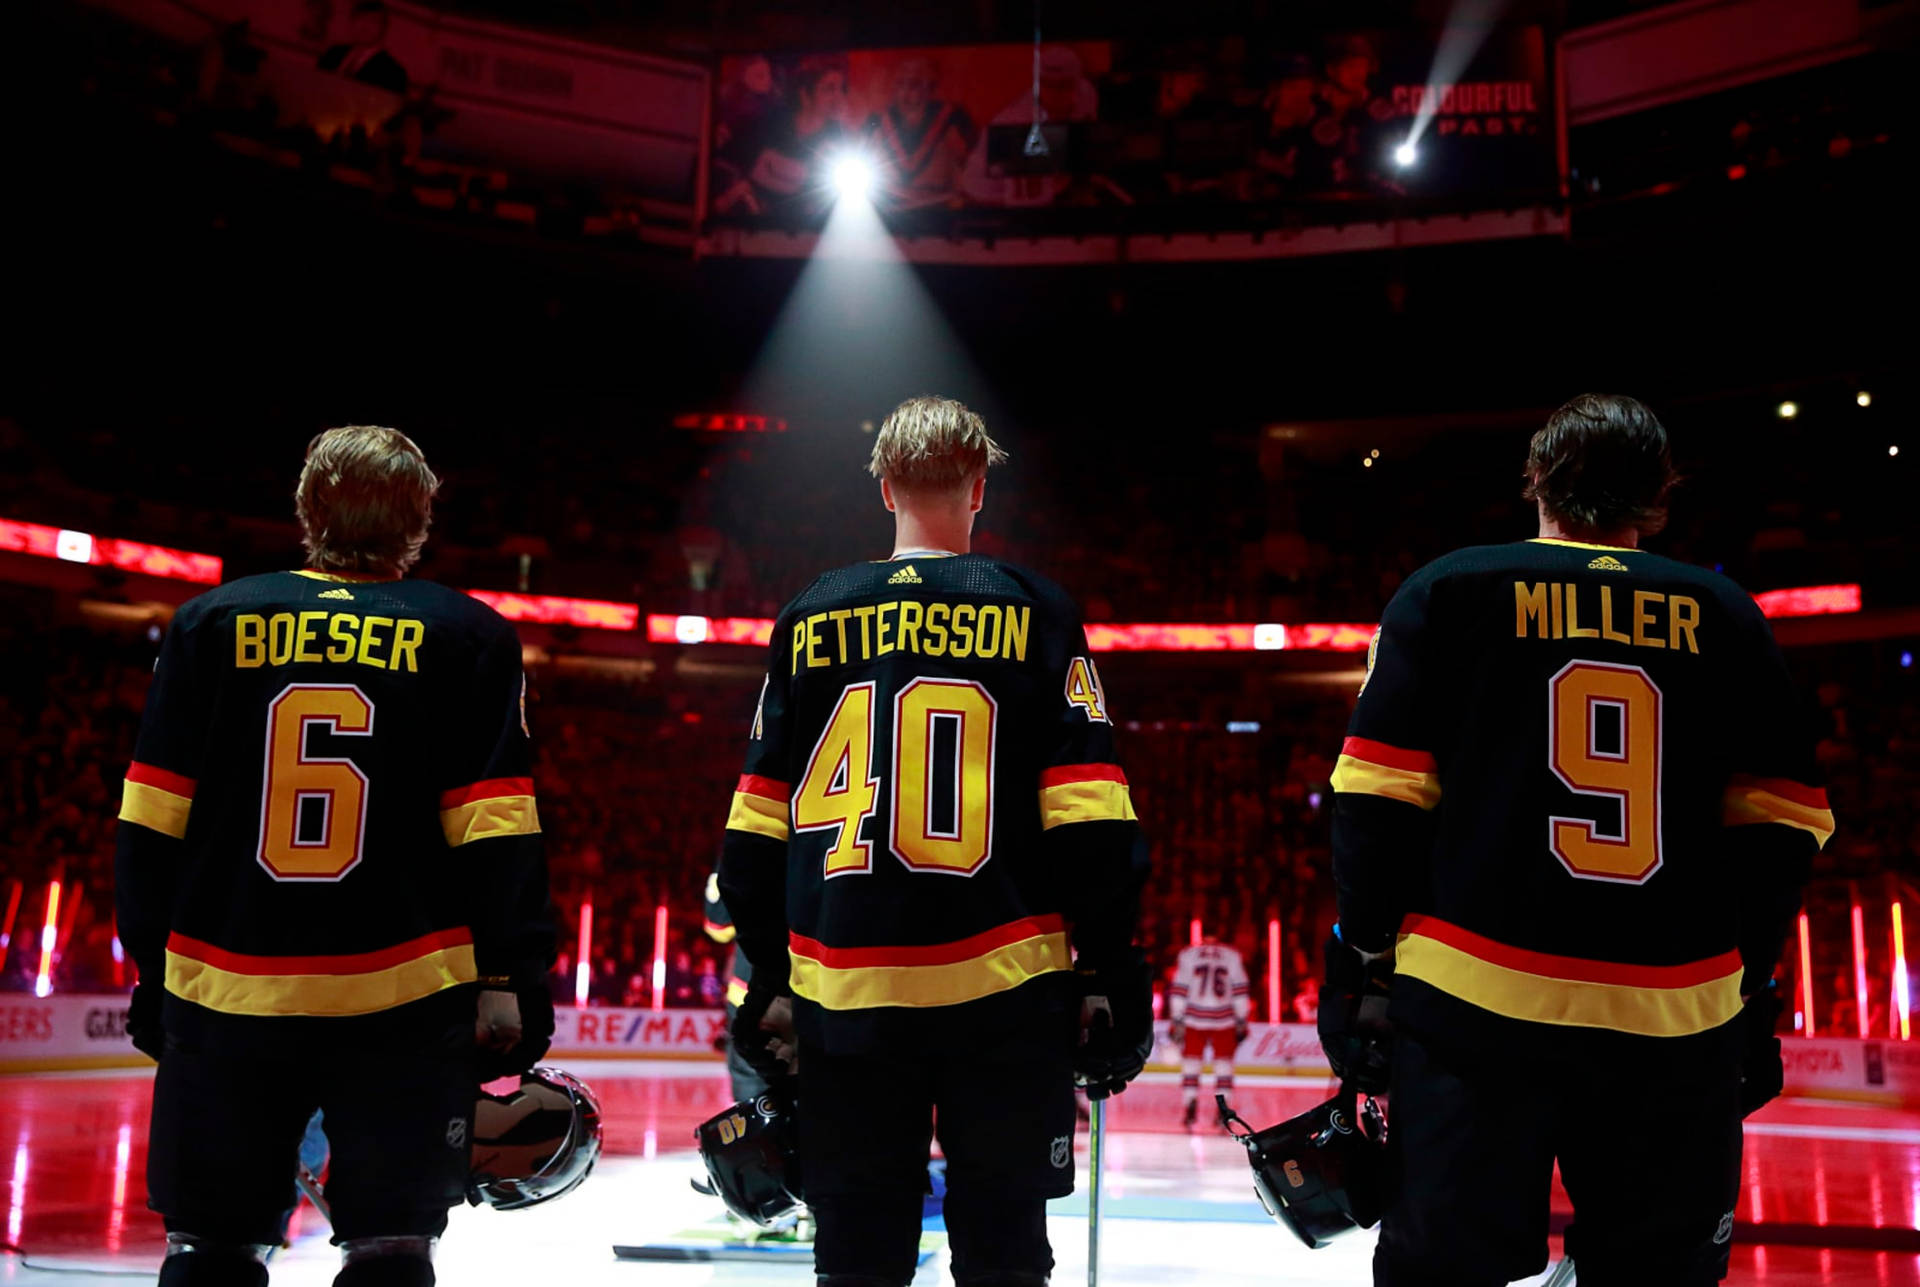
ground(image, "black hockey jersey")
xmin=717 ymin=554 xmax=1146 ymax=1053
xmin=703 ymin=869 xmax=752 ymax=1008
xmin=1332 ymin=539 xmax=1832 ymax=1056
xmin=114 ymin=570 xmax=552 ymax=1054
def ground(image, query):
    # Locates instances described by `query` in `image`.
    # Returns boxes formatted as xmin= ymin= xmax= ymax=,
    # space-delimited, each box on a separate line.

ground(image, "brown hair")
xmin=867 ymin=395 xmax=1007 ymax=491
xmin=295 ymin=426 xmax=440 ymax=577
xmin=1523 ymin=394 xmax=1677 ymax=536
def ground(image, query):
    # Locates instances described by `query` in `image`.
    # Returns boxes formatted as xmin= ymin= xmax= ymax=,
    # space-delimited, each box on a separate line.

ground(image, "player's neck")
xmin=1536 ymin=516 xmax=1639 ymax=550
xmin=890 ymin=511 xmax=972 ymax=559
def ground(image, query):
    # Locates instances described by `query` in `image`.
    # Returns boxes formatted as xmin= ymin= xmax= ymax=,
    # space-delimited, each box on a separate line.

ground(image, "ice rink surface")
xmin=4 ymin=1060 xmax=1919 ymax=1286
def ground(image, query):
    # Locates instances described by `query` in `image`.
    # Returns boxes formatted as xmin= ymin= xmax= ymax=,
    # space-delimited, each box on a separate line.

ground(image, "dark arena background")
xmin=1 ymin=0 xmax=1917 ymax=1282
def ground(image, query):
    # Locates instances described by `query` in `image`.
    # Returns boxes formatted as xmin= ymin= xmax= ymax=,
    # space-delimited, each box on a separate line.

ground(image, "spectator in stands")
xmin=717 ymin=55 xmax=851 ymax=216
xmin=865 ymin=55 xmax=975 ymax=211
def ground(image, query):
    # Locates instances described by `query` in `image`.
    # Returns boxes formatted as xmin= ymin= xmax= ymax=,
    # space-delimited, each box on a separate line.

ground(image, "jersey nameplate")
xmin=1513 ymin=582 xmax=1700 ymax=654
xmin=792 ymin=601 xmax=1030 ymax=673
xmin=234 ymin=611 xmax=426 ymax=672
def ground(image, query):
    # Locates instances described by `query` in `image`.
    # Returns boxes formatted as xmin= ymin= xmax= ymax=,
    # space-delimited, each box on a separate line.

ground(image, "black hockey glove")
xmin=730 ymin=983 xmax=798 ymax=1090
xmin=1738 ymin=982 xmax=1786 ymax=1118
xmin=1075 ymin=950 xmax=1154 ymax=1101
xmin=476 ymin=978 xmax=556 ymax=1081
xmin=1317 ymin=926 xmax=1395 ymax=1095
xmin=127 ymin=981 xmax=165 ymax=1062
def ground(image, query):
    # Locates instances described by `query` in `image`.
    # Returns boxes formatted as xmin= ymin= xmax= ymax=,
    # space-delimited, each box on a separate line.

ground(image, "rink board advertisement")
xmin=8 ymin=998 xmax=1918 ymax=1108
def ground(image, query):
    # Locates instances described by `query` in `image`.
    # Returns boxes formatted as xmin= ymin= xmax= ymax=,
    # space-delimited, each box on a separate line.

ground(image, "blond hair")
xmin=867 ymin=395 xmax=1007 ymax=491
xmin=295 ymin=426 xmax=440 ymax=577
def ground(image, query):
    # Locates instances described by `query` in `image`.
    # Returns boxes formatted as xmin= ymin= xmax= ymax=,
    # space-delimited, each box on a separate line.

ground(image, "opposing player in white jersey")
xmin=1168 ymin=937 xmax=1250 ymax=1127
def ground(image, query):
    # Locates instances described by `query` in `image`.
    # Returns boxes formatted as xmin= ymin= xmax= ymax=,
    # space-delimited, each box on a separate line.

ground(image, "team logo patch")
xmin=1713 ymin=1211 xmax=1735 ymax=1245
xmin=447 ymin=1118 xmax=468 ymax=1149
xmin=1049 ymin=1135 xmax=1071 ymax=1169
xmin=1358 ymin=629 xmax=1381 ymax=696
xmin=519 ymin=674 xmax=530 ymax=737
xmin=1588 ymin=555 xmax=1631 ymax=572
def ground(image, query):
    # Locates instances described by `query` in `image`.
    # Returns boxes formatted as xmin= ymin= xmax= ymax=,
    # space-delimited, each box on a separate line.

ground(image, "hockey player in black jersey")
xmin=703 ymin=867 xmax=766 ymax=1101
xmin=1321 ymin=395 xmax=1833 ymax=1287
xmin=718 ymin=395 xmax=1153 ymax=1287
xmin=115 ymin=426 xmax=555 ymax=1287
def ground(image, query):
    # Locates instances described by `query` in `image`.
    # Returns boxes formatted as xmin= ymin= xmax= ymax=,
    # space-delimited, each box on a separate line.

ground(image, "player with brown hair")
xmin=117 ymin=426 xmax=554 ymax=1287
xmin=718 ymin=395 xmax=1153 ymax=1287
xmin=1321 ymin=394 xmax=1833 ymax=1285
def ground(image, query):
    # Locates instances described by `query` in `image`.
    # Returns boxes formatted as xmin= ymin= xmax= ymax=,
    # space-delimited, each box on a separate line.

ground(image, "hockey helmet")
xmin=1220 ymin=1091 xmax=1386 ymax=1249
xmin=468 ymin=1067 xmax=604 ymax=1211
xmin=694 ymin=1093 xmax=805 ymax=1226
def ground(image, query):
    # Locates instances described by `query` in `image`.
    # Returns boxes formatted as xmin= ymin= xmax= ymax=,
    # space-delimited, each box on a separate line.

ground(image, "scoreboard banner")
xmin=710 ymin=27 xmax=1554 ymax=221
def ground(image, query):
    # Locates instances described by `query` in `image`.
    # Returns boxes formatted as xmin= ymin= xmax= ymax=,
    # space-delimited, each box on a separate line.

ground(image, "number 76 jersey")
xmin=717 ymin=554 xmax=1143 ymax=1045
xmin=1330 ymin=538 xmax=1834 ymax=1055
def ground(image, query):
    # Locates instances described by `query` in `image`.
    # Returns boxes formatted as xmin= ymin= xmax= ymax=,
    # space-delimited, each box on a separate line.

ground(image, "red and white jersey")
xmin=1169 ymin=942 xmax=1250 ymax=1028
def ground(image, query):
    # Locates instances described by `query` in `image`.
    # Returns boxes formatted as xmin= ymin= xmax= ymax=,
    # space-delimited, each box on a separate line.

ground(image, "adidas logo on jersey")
xmin=887 ymin=564 xmax=922 ymax=585
xmin=1587 ymin=556 xmax=1630 ymax=572
xmin=319 ymin=587 xmax=355 ymax=600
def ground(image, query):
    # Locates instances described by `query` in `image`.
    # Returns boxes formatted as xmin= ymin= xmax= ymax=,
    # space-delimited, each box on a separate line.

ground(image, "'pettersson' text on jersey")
xmin=114 ymin=571 xmax=554 ymax=1055
xmin=1332 ymin=539 xmax=1832 ymax=1058
xmin=718 ymin=554 xmax=1148 ymax=1052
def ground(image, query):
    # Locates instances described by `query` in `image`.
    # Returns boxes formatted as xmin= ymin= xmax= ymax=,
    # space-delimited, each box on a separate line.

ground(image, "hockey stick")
xmin=295 ymin=1167 xmax=331 ymax=1227
xmin=1542 ymin=1258 xmax=1576 ymax=1287
xmin=1087 ymin=1095 xmax=1106 ymax=1287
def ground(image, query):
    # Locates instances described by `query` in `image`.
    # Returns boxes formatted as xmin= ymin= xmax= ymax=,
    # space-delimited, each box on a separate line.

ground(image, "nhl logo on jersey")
xmin=447 ymin=1117 xmax=468 ymax=1149
xmin=1049 ymin=1135 xmax=1071 ymax=1169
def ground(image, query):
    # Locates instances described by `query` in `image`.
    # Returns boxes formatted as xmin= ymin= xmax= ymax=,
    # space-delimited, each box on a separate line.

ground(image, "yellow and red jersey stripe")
xmin=726 ymin=774 xmax=791 ymax=842
xmin=164 ymin=928 xmax=477 ymax=1018
xmin=1038 ymin=764 xmax=1136 ymax=830
xmin=789 ymin=914 xmax=1072 ymax=1010
xmin=1722 ymin=774 xmax=1834 ymax=848
xmin=1395 ymin=914 xmax=1742 ymax=1038
xmin=439 ymin=777 xmax=540 ymax=847
xmin=1331 ymin=737 xmax=1441 ymax=810
xmin=704 ymin=918 xmax=738 ymax=944
xmin=119 ymin=761 xmax=196 ymax=840
xmin=726 ymin=977 xmax=750 ymax=1007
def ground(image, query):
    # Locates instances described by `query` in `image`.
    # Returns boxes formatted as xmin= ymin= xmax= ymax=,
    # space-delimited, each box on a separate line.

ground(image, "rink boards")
xmin=5 ymin=996 xmax=1917 ymax=1106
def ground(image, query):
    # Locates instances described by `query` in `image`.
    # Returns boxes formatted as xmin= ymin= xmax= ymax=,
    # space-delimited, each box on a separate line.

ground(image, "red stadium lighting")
xmin=1851 ymin=899 xmax=1870 ymax=1039
xmin=34 ymin=881 xmax=60 ymax=999
xmin=1797 ymin=911 xmax=1815 ymax=1037
xmin=645 ymin=614 xmax=777 ymax=647
xmin=1753 ymin=584 xmax=1862 ymax=619
xmin=1267 ymin=918 xmax=1282 ymax=1023
xmin=1190 ymin=917 xmax=1203 ymax=947
xmin=467 ymin=590 xmax=639 ymax=631
xmin=575 ymin=901 xmax=593 ymax=1009
xmin=0 ymin=517 xmax=222 ymax=585
xmin=652 ymin=905 xmax=669 ymax=1012
xmin=0 ymin=879 xmax=20 ymax=954
xmin=1894 ymin=902 xmax=1910 ymax=1041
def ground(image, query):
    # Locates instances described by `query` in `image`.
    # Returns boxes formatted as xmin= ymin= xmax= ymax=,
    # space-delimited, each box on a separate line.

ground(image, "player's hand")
xmin=1234 ymin=1019 xmax=1250 ymax=1044
xmin=1168 ymin=1019 xmax=1185 ymax=1046
xmin=1317 ymin=927 xmax=1395 ymax=1094
xmin=731 ymin=984 xmax=799 ymax=1085
xmin=1738 ymin=983 xmax=1786 ymax=1117
xmin=477 ymin=988 xmax=523 ymax=1053
xmin=127 ymin=982 xmax=165 ymax=1062
xmin=1075 ymin=950 xmax=1154 ymax=1100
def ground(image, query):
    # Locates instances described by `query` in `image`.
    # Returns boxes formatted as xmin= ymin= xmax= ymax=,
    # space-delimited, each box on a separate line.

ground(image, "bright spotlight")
xmin=1393 ymin=141 xmax=1418 ymax=168
xmin=1857 ymin=391 xmax=1873 ymax=407
xmin=830 ymin=152 xmax=875 ymax=203
xmin=1776 ymin=401 xmax=1799 ymax=419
